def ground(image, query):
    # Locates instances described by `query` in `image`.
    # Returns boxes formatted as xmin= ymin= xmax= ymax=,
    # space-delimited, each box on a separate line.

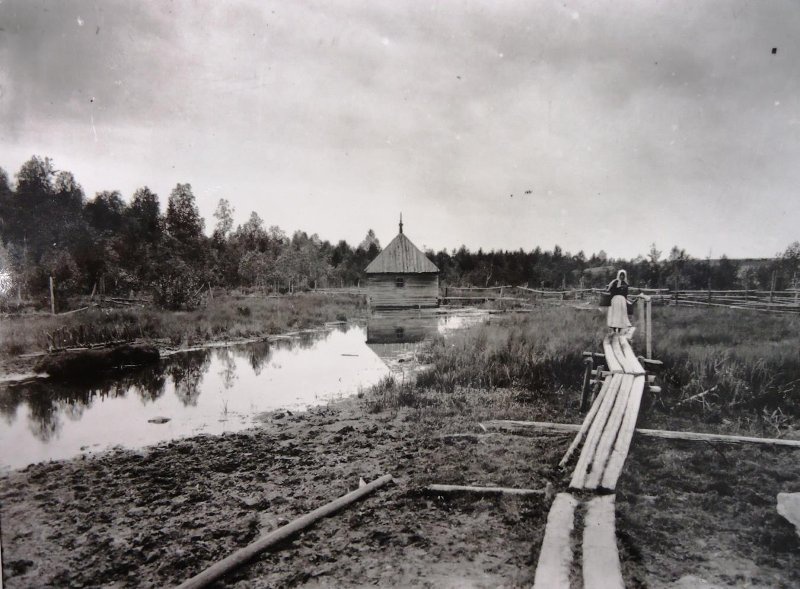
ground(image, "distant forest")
xmin=0 ymin=156 xmax=798 ymax=309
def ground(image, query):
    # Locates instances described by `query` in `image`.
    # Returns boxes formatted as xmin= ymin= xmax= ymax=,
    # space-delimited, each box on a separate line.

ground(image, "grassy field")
xmin=0 ymin=292 xmax=367 ymax=358
xmin=368 ymin=304 xmax=800 ymax=434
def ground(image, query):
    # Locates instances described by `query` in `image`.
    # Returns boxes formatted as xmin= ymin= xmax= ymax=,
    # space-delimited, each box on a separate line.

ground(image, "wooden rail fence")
xmin=438 ymin=285 xmax=800 ymax=315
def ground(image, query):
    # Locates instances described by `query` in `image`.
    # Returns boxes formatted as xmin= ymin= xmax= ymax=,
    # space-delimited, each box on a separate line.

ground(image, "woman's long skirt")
xmin=607 ymin=295 xmax=631 ymax=329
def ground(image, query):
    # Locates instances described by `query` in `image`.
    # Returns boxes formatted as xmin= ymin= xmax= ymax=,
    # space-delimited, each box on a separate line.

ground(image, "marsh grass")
xmin=367 ymin=305 xmax=800 ymax=430
xmin=652 ymin=306 xmax=800 ymax=420
xmin=0 ymin=293 xmax=366 ymax=356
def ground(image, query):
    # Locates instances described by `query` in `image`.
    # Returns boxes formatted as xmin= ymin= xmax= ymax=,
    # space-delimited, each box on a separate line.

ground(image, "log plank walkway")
xmin=533 ymin=334 xmax=645 ymax=588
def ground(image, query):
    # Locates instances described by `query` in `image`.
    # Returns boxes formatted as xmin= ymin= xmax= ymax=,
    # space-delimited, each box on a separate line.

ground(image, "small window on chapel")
xmin=395 ymin=277 xmax=405 ymax=288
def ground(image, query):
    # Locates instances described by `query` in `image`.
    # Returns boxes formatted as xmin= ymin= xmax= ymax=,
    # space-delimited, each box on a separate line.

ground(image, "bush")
xmin=152 ymin=260 xmax=204 ymax=310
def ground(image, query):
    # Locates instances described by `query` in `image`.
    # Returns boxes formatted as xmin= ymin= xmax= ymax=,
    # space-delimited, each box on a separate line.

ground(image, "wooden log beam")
xmin=481 ymin=420 xmax=581 ymax=434
xmin=570 ymin=374 xmax=624 ymax=489
xmin=584 ymin=374 xmax=635 ymax=489
xmin=618 ymin=336 xmax=646 ymax=375
xmin=424 ymin=484 xmax=547 ymax=496
xmin=560 ymin=376 xmax=613 ymax=468
xmin=582 ymin=495 xmax=624 ymax=589
xmin=532 ymin=493 xmax=578 ymax=589
xmin=601 ymin=375 xmax=646 ymax=490
xmin=636 ymin=428 xmax=800 ymax=447
xmin=602 ymin=336 xmax=624 ymax=372
xmin=57 ymin=306 xmax=90 ymax=316
xmin=175 ymin=474 xmax=393 ymax=589
xmin=483 ymin=420 xmax=800 ymax=448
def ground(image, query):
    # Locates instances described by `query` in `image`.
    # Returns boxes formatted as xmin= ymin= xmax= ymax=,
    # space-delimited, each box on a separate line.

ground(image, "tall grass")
xmin=0 ymin=293 xmax=366 ymax=356
xmin=415 ymin=308 xmax=605 ymax=394
xmin=370 ymin=305 xmax=800 ymax=428
xmin=652 ymin=306 xmax=800 ymax=419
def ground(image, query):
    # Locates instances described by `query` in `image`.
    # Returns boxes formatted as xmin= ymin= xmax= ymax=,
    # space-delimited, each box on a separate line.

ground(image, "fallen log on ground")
xmin=635 ymin=427 xmax=800 ymax=447
xmin=57 ymin=305 xmax=91 ymax=316
xmin=481 ymin=420 xmax=581 ymax=434
xmin=175 ymin=474 xmax=393 ymax=589
xmin=35 ymin=344 xmax=160 ymax=378
xmin=483 ymin=420 xmax=800 ymax=448
xmin=424 ymin=484 xmax=548 ymax=496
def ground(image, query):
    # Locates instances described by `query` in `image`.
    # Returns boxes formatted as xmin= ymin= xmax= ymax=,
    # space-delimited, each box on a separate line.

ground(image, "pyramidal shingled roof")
xmin=364 ymin=232 xmax=439 ymax=274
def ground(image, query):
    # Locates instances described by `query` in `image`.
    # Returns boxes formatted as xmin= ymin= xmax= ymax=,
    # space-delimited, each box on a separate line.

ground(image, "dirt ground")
xmin=0 ymin=394 xmax=573 ymax=588
xmin=616 ymin=437 xmax=800 ymax=589
xmin=3 ymin=385 xmax=800 ymax=587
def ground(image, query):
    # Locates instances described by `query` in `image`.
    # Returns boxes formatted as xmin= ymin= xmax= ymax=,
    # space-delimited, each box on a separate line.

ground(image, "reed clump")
xmin=415 ymin=309 xmax=606 ymax=394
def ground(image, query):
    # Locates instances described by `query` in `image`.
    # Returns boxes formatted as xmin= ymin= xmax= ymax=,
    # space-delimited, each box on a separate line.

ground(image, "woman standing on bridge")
xmin=606 ymin=270 xmax=633 ymax=335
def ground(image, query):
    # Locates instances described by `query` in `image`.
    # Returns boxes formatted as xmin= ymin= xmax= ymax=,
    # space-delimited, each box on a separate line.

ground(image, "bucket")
xmin=598 ymin=292 xmax=612 ymax=307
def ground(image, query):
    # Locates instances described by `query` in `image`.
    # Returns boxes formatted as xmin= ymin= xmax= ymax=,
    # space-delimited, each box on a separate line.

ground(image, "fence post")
xmin=646 ymin=298 xmax=652 ymax=359
xmin=636 ymin=297 xmax=645 ymax=344
xmin=673 ymin=275 xmax=679 ymax=306
xmin=770 ymin=271 xmax=776 ymax=304
xmin=49 ymin=276 xmax=56 ymax=315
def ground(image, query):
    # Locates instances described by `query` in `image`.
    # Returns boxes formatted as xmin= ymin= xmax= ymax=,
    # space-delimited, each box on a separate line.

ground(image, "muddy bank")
xmin=34 ymin=344 xmax=160 ymax=378
xmin=4 ymin=380 xmax=799 ymax=587
xmin=0 ymin=394 xmax=572 ymax=588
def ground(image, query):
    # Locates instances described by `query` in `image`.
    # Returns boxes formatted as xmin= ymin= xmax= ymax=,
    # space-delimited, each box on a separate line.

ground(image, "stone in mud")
xmin=670 ymin=575 xmax=726 ymax=589
xmin=35 ymin=344 xmax=160 ymax=379
xmin=6 ymin=559 xmax=35 ymax=577
xmin=777 ymin=492 xmax=800 ymax=538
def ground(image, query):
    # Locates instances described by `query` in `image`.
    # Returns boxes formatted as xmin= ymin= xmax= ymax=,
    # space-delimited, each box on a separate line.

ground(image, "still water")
xmin=0 ymin=311 xmax=486 ymax=471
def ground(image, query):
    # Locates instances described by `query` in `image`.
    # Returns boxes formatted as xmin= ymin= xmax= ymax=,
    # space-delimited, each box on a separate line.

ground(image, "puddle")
xmin=0 ymin=310 xmax=487 ymax=471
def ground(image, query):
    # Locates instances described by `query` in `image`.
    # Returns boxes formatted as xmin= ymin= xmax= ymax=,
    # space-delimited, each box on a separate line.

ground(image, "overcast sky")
xmin=1 ymin=0 xmax=798 ymax=258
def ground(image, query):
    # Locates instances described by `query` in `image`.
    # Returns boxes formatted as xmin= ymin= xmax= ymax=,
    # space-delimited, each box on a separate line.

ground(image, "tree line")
xmin=0 ymin=156 xmax=797 ymax=309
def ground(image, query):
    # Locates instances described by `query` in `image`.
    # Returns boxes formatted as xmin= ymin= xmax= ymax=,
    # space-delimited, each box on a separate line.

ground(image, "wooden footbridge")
xmin=533 ymin=333 xmax=649 ymax=589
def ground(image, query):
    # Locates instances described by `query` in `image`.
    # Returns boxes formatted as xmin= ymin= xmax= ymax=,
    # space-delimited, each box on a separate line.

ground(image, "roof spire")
xmin=399 ymin=213 xmax=403 ymax=234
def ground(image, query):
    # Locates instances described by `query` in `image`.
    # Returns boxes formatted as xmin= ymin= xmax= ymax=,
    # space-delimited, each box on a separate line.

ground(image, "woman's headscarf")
xmin=609 ymin=269 xmax=627 ymax=288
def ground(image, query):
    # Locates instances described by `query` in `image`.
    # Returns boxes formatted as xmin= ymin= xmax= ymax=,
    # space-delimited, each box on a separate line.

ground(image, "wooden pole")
xmin=636 ymin=298 xmax=644 ymax=344
xmin=424 ymin=484 xmax=546 ymax=496
xmin=646 ymin=298 xmax=652 ymax=359
xmin=175 ymin=475 xmax=393 ymax=589
xmin=770 ymin=271 xmax=776 ymax=304
xmin=795 ymin=272 xmax=799 ymax=306
xmin=673 ymin=274 xmax=679 ymax=306
xmin=483 ymin=420 xmax=800 ymax=448
xmin=580 ymin=357 xmax=594 ymax=412
xmin=49 ymin=276 xmax=55 ymax=315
